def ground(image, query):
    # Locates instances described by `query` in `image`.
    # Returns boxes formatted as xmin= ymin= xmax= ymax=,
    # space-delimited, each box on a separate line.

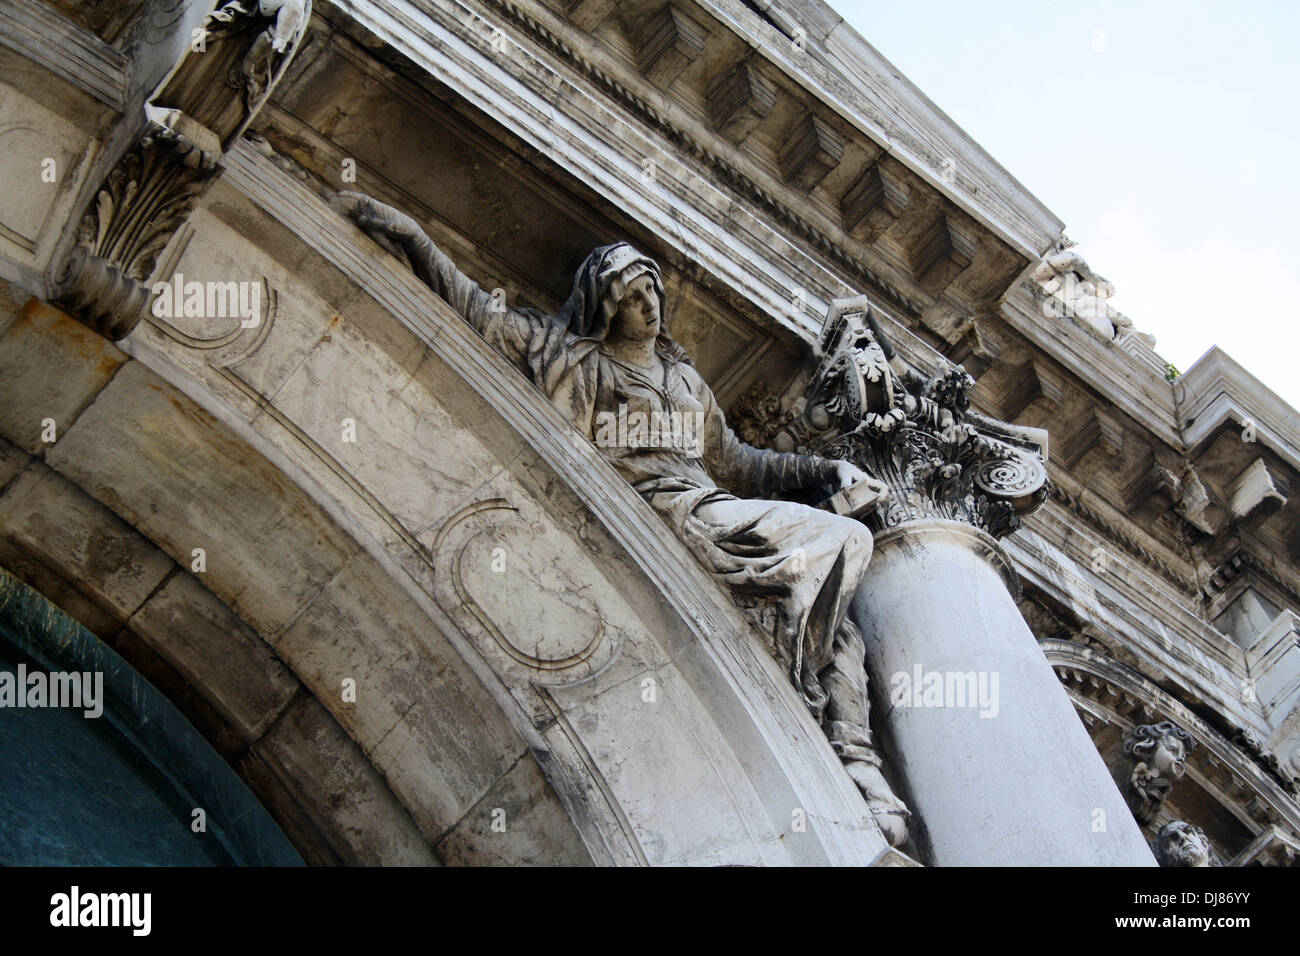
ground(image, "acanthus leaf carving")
xmin=780 ymin=296 xmax=1049 ymax=539
xmin=53 ymin=1 xmax=311 ymax=340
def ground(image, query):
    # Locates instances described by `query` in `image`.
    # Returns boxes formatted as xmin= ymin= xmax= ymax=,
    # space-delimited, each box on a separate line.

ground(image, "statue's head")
xmin=1124 ymin=721 xmax=1194 ymax=779
xmin=600 ymin=248 xmax=663 ymax=344
xmin=558 ymin=242 xmax=689 ymax=364
xmin=1153 ymin=821 xmax=1212 ymax=867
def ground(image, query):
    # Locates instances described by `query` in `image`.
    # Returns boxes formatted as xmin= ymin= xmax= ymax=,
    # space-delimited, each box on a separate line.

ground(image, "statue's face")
xmin=1158 ymin=823 xmax=1210 ymax=867
xmin=610 ymin=273 xmax=661 ymax=343
xmin=1152 ymin=736 xmax=1187 ymax=777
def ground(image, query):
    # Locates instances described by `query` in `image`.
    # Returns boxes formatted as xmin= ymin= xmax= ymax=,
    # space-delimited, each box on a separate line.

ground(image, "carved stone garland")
xmin=53 ymin=0 xmax=311 ymax=339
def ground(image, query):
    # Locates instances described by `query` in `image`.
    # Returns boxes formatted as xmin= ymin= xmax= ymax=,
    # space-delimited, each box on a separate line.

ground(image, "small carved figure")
xmin=1124 ymin=721 xmax=1196 ymax=824
xmin=1032 ymin=238 xmax=1153 ymax=346
xmin=332 ymin=191 xmax=910 ymax=844
xmin=199 ymin=0 xmax=308 ymax=110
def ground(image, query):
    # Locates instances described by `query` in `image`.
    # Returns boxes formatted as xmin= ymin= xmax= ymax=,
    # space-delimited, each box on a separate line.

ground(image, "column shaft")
xmin=852 ymin=519 xmax=1156 ymax=866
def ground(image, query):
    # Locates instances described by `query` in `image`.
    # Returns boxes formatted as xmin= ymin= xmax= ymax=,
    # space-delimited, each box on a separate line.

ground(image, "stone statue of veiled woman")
xmin=333 ymin=191 xmax=910 ymax=844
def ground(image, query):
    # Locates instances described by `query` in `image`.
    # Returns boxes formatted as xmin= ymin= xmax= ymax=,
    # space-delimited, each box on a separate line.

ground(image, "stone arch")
xmin=1043 ymin=638 xmax=1300 ymax=865
xmin=0 ymin=145 xmax=896 ymax=863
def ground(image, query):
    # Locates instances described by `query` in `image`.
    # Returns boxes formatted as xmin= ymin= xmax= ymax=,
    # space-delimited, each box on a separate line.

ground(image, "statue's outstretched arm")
xmin=333 ymin=190 xmax=513 ymax=343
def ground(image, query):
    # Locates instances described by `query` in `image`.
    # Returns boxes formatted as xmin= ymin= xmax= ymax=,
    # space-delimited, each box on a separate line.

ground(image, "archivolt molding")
xmin=426 ymin=497 xmax=618 ymax=685
xmin=1042 ymin=639 xmax=1300 ymax=844
xmin=127 ymin=142 xmax=898 ymax=865
xmin=144 ymin=225 xmax=279 ymax=362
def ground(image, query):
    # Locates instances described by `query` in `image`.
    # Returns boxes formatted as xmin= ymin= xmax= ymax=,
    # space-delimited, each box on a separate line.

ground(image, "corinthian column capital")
xmin=779 ymin=296 xmax=1049 ymax=539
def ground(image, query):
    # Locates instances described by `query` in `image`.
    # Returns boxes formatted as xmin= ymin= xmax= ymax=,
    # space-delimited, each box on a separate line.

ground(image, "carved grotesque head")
xmin=1153 ymin=821 xmax=1213 ymax=867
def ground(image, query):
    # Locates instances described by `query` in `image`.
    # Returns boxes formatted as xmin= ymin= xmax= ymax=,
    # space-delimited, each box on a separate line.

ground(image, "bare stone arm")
xmin=332 ymin=191 xmax=541 ymax=368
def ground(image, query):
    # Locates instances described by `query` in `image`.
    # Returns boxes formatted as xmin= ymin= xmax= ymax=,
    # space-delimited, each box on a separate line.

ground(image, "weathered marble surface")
xmin=853 ymin=521 xmax=1156 ymax=866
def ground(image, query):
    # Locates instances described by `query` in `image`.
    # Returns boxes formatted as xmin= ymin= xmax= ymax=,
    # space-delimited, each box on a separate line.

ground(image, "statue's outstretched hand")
xmin=330 ymin=190 xmax=422 ymax=252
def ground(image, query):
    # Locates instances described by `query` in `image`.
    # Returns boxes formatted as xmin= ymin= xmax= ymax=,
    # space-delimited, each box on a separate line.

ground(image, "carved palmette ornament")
xmin=777 ymin=296 xmax=1048 ymax=539
xmin=54 ymin=1 xmax=311 ymax=340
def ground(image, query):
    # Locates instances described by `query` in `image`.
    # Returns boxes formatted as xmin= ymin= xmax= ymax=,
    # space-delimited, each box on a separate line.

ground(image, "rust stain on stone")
xmin=15 ymin=297 xmax=126 ymax=373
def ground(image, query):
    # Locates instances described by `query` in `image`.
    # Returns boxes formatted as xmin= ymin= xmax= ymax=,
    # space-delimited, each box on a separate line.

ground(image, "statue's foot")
xmin=841 ymin=754 xmax=911 ymax=848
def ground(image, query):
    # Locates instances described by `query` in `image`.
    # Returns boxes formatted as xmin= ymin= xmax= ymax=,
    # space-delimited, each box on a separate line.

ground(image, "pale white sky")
xmin=831 ymin=0 xmax=1300 ymax=411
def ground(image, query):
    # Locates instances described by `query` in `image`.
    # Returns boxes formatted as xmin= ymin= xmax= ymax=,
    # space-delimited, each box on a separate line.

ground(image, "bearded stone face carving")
xmin=1153 ymin=821 xmax=1215 ymax=867
xmin=774 ymin=297 xmax=1049 ymax=542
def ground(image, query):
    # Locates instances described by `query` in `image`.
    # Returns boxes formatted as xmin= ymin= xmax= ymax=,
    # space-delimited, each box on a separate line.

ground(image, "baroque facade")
xmin=0 ymin=0 xmax=1296 ymax=867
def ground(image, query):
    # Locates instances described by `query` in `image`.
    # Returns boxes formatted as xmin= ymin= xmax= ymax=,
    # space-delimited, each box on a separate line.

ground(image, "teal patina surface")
xmin=0 ymin=566 xmax=303 ymax=866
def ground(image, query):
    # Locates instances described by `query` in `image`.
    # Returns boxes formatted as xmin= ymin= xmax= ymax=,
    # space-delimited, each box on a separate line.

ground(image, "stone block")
xmin=0 ymin=462 xmax=172 ymax=623
xmin=435 ymin=752 xmax=592 ymax=866
xmin=1227 ymin=458 xmax=1287 ymax=523
xmin=637 ymin=5 xmax=707 ymax=88
xmin=274 ymin=550 xmax=526 ymax=836
xmin=779 ymin=114 xmax=844 ymax=193
xmin=129 ymin=571 xmax=299 ymax=742
xmin=45 ymin=359 xmax=359 ymax=638
xmin=245 ymin=693 xmax=441 ymax=866
xmin=266 ymin=310 xmax=503 ymax=533
xmin=0 ymin=298 xmax=125 ymax=453
xmin=111 ymin=627 xmax=250 ymax=763
xmin=0 ymin=435 xmax=28 ymax=488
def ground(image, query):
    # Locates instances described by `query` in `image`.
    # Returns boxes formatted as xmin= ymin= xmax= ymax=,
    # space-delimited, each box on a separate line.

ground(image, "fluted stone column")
xmin=778 ymin=297 xmax=1156 ymax=865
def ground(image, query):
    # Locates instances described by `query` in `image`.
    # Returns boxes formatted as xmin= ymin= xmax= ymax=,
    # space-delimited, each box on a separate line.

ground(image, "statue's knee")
xmin=836 ymin=516 xmax=873 ymax=565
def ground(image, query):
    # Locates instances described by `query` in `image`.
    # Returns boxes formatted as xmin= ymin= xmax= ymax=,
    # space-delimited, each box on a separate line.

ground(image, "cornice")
xmin=1178 ymin=346 xmax=1300 ymax=472
xmin=476 ymin=0 xmax=931 ymax=321
xmin=0 ymin=1 xmax=129 ymax=111
xmin=1001 ymin=282 xmax=1181 ymax=449
xmin=1047 ymin=481 xmax=1197 ymax=594
xmin=708 ymin=0 xmax=1063 ymax=259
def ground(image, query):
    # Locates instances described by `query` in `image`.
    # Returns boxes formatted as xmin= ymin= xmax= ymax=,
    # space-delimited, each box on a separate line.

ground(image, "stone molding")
xmin=1044 ymin=639 xmax=1300 ymax=843
xmin=473 ymin=0 xmax=930 ymax=321
xmin=719 ymin=0 xmax=1062 ymax=259
xmin=0 ymin=1 xmax=129 ymax=110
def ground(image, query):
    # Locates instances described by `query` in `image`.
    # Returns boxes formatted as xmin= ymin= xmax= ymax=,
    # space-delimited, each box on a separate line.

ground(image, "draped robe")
xmin=416 ymin=239 xmax=873 ymax=719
